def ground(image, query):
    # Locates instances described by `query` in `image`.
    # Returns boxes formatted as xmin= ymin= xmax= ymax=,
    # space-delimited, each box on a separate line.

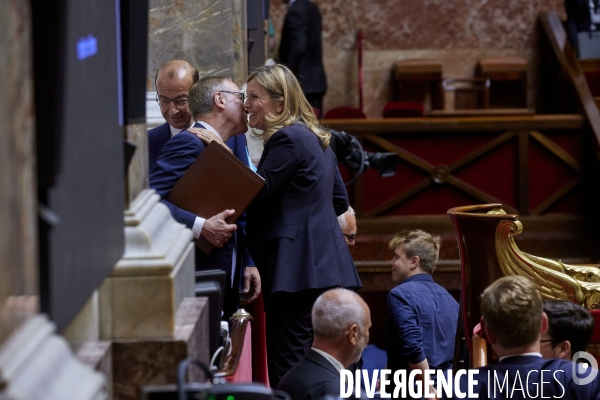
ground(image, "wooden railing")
xmin=537 ymin=11 xmax=600 ymax=148
xmin=323 ymin=115 xmax=592 ymax=219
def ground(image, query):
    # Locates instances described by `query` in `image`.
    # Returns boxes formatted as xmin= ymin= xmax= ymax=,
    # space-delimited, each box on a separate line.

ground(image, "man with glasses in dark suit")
xmin=540 ymin=299 xmax=595 ymax=361
xmin=150 ymin=76 xmax=260 ymax=317
xmin=148 ymin=60 xmax=199 ymax=172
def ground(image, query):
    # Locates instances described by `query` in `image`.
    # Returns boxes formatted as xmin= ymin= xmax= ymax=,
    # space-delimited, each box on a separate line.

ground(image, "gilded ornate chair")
xmin=447 ymin=203 xmax=600 ymax=368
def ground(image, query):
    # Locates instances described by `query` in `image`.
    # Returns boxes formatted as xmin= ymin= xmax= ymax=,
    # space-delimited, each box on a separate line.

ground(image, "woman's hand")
xmin=189 ymin=127 xmax=233 ymax=153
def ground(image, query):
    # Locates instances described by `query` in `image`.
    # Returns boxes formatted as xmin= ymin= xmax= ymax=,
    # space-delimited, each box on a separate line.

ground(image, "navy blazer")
xmin=148 ymin=122 xmax=172 ymax=173
xmin=448 ymin=355 xmax=600 ymax=399
xmin=278 ymin=0 xmax=327 ymax=95
xmin=149 ymin=124 xmax=254 ymax=275
xmin=246 ymin=123 xmax=361 ymax=302
xmin=277 ymin=349 xmax=343 ymax=400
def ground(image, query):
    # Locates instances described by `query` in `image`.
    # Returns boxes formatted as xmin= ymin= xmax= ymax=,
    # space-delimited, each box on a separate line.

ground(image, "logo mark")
xmin=572 ymin=351 xmax=598 ymax=385
xmin=77 ymin=35 xmax=98 ymax=60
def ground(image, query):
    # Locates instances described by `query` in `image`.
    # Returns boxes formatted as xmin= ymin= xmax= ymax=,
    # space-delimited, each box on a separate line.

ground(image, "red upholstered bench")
xmin=584 ymin=70 xmax=600 ymax=97
xmin=588 ymin=309 xmax=600 ymax=365
xmin=323 ymin=106 xmax=366 ymax=119
xmin=382 ymin=100 xmax=424 ymax=117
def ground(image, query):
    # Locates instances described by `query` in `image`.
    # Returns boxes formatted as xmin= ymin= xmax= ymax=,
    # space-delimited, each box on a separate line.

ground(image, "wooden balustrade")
xmin=323 ymin=115 xmax=591 ymax=219
xmin=537 ymin=11 xmax=600 ymax=148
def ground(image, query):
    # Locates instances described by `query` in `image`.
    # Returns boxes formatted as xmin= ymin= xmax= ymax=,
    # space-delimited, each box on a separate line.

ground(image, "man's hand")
xmin=189 ymin=127 xmax=233 ymax=153
xmin=240 ymin=266 xmax=261 ymax=304
xmin=201 ymin=209 xmax=237 ymax=247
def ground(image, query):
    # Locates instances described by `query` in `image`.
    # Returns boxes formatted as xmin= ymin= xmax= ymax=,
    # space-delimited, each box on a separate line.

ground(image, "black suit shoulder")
xmin=276 ymin=350 xmax=341 ymax=400
xmin=451 ymin=356 xmax=600 ymax=400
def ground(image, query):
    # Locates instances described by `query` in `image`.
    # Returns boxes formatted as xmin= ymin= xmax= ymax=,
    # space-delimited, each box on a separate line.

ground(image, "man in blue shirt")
xmin=384 ymin=229 xmax=459 ymax=398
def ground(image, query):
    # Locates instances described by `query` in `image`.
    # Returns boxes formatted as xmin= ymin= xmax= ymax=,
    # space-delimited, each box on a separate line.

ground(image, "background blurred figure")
xmin=148 ymin=60 xmax=199 ymax=172
xmin=278 ymin=0 xmax=327 ymax=117
xmin=541 ymin=299 xmax=595 ymax=360
xmin=244 ymin=64 xmax=361 ymax=387
xmin=277 ymin=288 xmax=371 ymax=400
xmin=338 ymin=206 xmax=357 ymax=246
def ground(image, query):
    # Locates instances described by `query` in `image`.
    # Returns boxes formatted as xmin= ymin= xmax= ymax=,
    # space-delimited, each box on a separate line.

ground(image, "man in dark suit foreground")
xmin=150 ymin=76 xmax=260 ymax=316
xmin=277 ymin=288 xmax=371 ymax=400
xmin=148 ymin=60 xmax=199 ymax=172
xmin=448 ymin=275 xmax=600 ymax=399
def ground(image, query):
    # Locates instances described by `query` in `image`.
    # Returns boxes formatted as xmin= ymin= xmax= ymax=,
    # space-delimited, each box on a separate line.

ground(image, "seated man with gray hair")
xmin=338 ymin=206 xmax=357 ymax=246
xmin=276 ymin=288 xmax=371 ymax=400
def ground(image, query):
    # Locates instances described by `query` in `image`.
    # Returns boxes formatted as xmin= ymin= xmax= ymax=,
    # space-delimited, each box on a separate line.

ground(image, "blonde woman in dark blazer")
xmin=244 ymin=64 xmax=362 ymax=387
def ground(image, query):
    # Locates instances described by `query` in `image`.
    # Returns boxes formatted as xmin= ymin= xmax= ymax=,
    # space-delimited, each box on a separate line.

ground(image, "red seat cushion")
xmin=323 ymin=106 xmax=366 ymax=119
xmin=589 ymin=309 xmax=600 ymax=343
xmin=584 ymin=71 xmax=600 ymax=97
xmin=383 ymin=101 xmax=425 ymax=118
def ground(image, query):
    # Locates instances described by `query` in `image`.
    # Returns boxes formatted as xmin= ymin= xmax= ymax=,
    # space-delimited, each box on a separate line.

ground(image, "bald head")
xmin=155 ymin=60 xmax=199 ymax=89
xmin=312 ymin=288 xmax=371 ymax=366
xmin=312 ymin=288 xmax=369 ymax=340
xmin=155 ymin=60 xmax=199 ymax=129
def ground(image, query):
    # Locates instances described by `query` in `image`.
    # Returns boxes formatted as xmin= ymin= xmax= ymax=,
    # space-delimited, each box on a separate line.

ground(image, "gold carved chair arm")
xmin=495 ymin=218 xmax=584 ymax=304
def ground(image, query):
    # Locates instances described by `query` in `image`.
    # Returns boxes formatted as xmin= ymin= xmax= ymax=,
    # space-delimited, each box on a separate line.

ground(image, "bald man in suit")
xmin=149 ymin=60 xmax=199 ymax=172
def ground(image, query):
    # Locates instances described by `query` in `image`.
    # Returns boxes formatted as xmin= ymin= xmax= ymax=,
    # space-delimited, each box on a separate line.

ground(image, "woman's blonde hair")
xmin=247 ymin=64 xmax=330 ymax=149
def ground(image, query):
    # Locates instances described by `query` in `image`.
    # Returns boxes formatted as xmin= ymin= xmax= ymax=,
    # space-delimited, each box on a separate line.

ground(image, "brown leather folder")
xmin=166 ymin=141 xmax=265 ymax=254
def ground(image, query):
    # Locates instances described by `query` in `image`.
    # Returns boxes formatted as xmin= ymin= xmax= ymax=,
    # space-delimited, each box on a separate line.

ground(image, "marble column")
xmin=148 ymin=0 xmax=248 ymax=88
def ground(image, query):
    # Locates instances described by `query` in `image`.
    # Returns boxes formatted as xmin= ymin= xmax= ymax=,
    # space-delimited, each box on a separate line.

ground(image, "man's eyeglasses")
xmin=343 ymin=233 xmax=357 ymax=242
xmin=220 ymin=90 xmax=246 ymax=103
xmin=156 ymin=94 xmax=189 ymax=109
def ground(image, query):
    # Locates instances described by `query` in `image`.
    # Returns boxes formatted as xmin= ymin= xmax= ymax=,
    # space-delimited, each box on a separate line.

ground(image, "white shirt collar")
xmin=195 ymin=121 xmax=224 ymax=141
xmin=499 ymin=352 xmax=542 ymax=362
xmin=169 ymin=121 xmax=195 ymax=138
xmin=311 ymin=348 xmax=345 ymax=373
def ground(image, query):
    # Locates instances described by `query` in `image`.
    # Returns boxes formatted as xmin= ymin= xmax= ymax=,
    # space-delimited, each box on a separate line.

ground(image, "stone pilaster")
xmin=99 ymin=189 xmax=195 ymax=339
xmin=0 ymin=314 xmax=107 ymax=399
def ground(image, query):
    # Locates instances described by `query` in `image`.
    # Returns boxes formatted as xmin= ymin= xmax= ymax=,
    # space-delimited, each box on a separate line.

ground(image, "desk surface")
xmin=426 ymin=108 xmax=535 ymax=117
